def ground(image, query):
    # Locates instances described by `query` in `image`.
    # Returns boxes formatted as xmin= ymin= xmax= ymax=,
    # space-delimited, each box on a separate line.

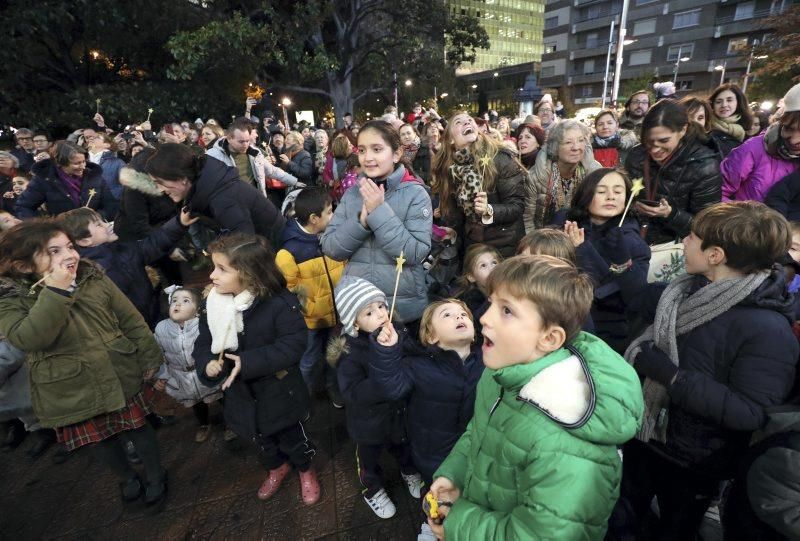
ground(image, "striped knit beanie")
xmin=334 ymin=275 xmax=387 ymax=337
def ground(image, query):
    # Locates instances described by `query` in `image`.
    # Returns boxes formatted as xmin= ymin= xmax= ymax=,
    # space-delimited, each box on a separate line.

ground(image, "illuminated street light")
xmin=405 ymin=79 xmax=413 ymax=87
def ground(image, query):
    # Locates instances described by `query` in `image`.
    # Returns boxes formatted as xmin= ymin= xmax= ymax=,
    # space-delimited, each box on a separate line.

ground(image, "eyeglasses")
xmin=630 ymin=100 xmax=649 ymax=106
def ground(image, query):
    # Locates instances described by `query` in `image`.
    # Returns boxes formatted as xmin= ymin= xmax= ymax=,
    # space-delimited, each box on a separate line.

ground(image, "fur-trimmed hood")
xmin=119 ymin=167 xmax=163 ymax=197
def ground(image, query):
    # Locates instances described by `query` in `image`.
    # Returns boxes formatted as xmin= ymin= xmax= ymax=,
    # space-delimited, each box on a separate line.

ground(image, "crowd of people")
xmin=2 ymin=79 xmax=800 ymax=540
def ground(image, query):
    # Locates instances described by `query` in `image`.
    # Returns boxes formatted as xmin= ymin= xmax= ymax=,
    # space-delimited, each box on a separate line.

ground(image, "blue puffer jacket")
xmin=321 ymin=165 xmax=432 ymax=323
xmin=369 ymin=336 xmax=484 ymax=481
xmin=332 ymin=331 xmax=408 ymax=446
xmin=97 ymin=150 xmax=125 ymax=217
xmin=17 ymin=159 xmax=115 ymax=220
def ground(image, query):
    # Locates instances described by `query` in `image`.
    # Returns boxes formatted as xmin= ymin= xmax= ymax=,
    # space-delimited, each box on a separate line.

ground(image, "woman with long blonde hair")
xmin=431 ymin=112 xmax=526 ymax=257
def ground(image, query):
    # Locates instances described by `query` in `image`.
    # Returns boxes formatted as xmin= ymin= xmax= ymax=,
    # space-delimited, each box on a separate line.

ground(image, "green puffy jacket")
xmin=0 ymin=261 xmax=162 ymax=428
xmin=435 ymin=332 xmax=644 ymax=540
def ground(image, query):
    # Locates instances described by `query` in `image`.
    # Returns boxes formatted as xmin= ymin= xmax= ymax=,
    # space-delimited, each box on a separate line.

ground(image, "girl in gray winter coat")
xmin=154 ymin=288 xmax=221 ymax=443
xmin=321 ymin=121 xmax=432 ymax=324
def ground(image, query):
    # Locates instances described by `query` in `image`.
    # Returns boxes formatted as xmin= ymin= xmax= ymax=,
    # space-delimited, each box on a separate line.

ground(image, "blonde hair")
xmin=789 ymin=221 xmax=800 ymax=238
xmin=486 ymin=255 xmax=593 ymax=343
xmin=516 ymin=229 xmax=577 ymax=264
xmin=431 ymin=111 xmax=523 ymax=218
xmin=454 ymin=243 xmax=503 ymax=295
xmin=419 ymin=298 xmax=474 ymax=345
xmin=285 ymin=131 xmax=305 ymax=149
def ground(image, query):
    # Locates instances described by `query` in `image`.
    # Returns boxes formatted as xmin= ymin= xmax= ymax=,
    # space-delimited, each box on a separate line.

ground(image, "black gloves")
xmin=602 ymin=227 xmax=632 ymax=266
xmin=635 ymin=342 xmax=678 ymax=386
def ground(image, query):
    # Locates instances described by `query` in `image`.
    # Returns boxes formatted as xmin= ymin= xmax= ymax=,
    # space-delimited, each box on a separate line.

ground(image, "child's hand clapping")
xmin=376 ymin=322 xmax=398 ymax=347
xmin=564 ymin=221 xmax=585 ymax=248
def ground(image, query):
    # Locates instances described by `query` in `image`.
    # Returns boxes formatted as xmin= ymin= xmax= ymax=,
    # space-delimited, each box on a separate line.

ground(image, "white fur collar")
xmin=518 ymin=355 xmax=593 ymax=426
xmin=206 ymin=287 xmax=255 ymax=354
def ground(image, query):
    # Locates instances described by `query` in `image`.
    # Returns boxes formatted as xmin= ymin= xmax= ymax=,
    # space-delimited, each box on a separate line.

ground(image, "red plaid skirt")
xmin=56 ymin=387 xmax=154 ymax=451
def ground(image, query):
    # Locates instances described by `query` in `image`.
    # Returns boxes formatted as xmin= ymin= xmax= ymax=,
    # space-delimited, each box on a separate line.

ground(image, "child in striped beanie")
xmin=334 ymin=275 xmax=389 ymax=337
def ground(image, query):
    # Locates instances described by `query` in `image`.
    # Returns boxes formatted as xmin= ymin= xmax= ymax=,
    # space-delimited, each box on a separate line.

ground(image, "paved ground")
xmin=0 ymin=395 xmax=424 ymax=540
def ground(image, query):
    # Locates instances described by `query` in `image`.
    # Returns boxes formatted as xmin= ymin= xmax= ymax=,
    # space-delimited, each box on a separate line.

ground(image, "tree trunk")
xmin=328 ymin=72 xmax=354 ymax=128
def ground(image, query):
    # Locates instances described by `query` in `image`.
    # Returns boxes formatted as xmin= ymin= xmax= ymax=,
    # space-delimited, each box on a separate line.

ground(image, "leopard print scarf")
xmin=449 ymin=148 xmax=483 ymax=220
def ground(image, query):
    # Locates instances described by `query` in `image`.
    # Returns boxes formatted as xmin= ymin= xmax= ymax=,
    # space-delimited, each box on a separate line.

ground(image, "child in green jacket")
xmin=428 ymin=255 xmax=644 ymax=540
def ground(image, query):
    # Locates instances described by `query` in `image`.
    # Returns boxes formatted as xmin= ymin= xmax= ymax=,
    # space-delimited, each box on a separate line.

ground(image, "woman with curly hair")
xmin=431 ymin=111 xmax=527 ymax=257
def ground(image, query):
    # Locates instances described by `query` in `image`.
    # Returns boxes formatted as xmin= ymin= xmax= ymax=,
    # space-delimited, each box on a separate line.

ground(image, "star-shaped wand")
xmin=388 ymin=251 xmax=406 ymax=323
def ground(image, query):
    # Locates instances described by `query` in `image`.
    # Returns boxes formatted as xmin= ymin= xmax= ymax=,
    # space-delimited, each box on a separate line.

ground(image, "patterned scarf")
xmin=402 ymin=140 xmax=420 ymax=164
xmin=593 ymin=133 xmax=621 ymax=148
xmin=314 ymin=149 xmax=327 ymax=178
xmin=711 ymin=114 xmax=746 ymax=142
xmin=624 ymin=270 xmax=768 ymax=443
xmin=449 ymin=148 xmax=483 ymax=220
xmin=540 ymin=161 xmax=584 ymax=227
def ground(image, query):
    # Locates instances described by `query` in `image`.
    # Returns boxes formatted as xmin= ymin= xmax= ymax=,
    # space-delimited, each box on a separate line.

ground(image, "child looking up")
xmin=193 ymin=234 xmax=320 ymax=505
xmin=428 ymin=255 xmax=644 ymax=540
xmin=330 ymin=275 xmax=424 ymax=519
xmin=321 ymin=120 xmax=432 ymax=327
xmin=154 ymin=288 xmax=221 ymax=443
xmin=276 ymin=187 xmax=346 ymax=407
xmin=0 ymin=220 xmax=168 ymax=505
xmin=57 ymin=207 xmax=196 ymax=327
xmin=453 ymin=244 xmax=501 ymax=324
xmin=369 ymin=299 xmax=484 ymax=541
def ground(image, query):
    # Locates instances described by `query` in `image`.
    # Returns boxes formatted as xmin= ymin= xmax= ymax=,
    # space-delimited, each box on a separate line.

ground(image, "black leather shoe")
xmin=121 ymin=475 xmax=143 ymax=502
xmin=25 ymin=430 xmax=55 ymax=459
xmin=2 ymin=420 xmax=27 ymax=451
xmin=145 ymin=470 xmax=168 ymax=506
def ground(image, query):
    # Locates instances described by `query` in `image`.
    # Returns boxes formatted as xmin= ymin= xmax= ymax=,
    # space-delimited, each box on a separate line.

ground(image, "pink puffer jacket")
xmin=721 ymin=126 xmax=800 ymax=202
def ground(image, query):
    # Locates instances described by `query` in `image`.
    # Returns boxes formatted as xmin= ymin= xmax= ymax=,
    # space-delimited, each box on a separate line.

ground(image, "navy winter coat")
xmin=189 ymin=157 xmax=285 ymax=248
xmin=114 ymin=188 xmax=177 ymax=242
xmin=17 ymin=160 xmax=115 ymax=220
xmin=632 ymin=268 xmax=799 ymax=478
xmin=79 ymin=217 xmax=186 ymax=327
xmin=369 ymin=337 xmax=484 ymax=481
xmin=194 ymin=290 xmax=310 ymax=441
xmin=334 ymin=331 xmax=408 ymax=446
xmin=764 ymin=169 xmax=800 ymax=222
xmin=553 ymin=212 xmax=650 ymax=353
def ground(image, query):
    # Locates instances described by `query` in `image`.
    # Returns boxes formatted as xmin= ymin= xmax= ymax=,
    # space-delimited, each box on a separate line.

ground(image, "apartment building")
xmin=539 ymin=0 xmax=790 ymax=105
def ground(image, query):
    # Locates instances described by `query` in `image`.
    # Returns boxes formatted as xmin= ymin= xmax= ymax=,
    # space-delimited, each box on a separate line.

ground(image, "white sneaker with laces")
xmin=364 ymin=488 xmax=396 ymax=519
xmin=402 ymin=472 xmax=424 ymax=498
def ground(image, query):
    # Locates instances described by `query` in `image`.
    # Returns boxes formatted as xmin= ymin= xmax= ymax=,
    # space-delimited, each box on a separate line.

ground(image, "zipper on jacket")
xmin=489 ymin=389 xmax=504 ymax=417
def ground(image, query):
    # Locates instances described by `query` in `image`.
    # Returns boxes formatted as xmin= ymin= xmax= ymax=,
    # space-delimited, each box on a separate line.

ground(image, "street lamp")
xmin=602 ymin=22 xmax=635 ymax=108
xmin=672 ymin=46 xmax=690 ymax=84
xmin=611 ymin=0 xmax=631 ymax=107
xmin=440 ymin=93 xmax=449 ymax=98
xmin=493 ymin=72 xmax=499 ymax=77
xmin=742 ymin=39 xmax=767 ymax=94
xmin=405 ymin=79 xmax=413 ymax=87
xmin=761 ymin=101 xmax=774 ymax=111
xmin=280 ymin=97 xmax=291 ymax=130
xmin=714 ymin=60 xmax=727 ymax=86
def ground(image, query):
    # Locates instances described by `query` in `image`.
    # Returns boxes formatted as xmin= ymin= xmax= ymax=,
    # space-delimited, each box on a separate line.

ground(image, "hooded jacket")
xmin=320 ymin=165 xmax=432 ymax=323
xmin=206 ymin=137 xmax=299 ymax=195
xmin=275 ymin=219 xmax=346 ymax=329
xmin=764 ymin=168 xmax=800 ymax=221
xmin=721 ymin=124 xmax=800 ymax=203
xmin=624 ymin=137 xmax=722 ymax=245
xmin=0 ymin=261 xmax=162 ymax=428
xmin=368 ymin=337 xmax=485 ymax=481
xmin=17 ymin=159 xmax=115 ymax=220
xmin=188 ymin=157 xmax=285 ymax=248
xmin=524 ymin=143 xmax=602 ymax=232
xmin=434 ymin=332 xmax=644 ymax=540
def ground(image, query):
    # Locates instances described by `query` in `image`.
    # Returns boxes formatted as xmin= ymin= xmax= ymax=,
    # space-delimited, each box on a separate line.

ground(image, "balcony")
xmin=571 ymin=42 xmax=611 ymax=60
xmin=575 ymin=6 xmax=621 ymax=23
xmin=568 ymin=70 xmax=608 ymax=85
xmin=714 ymin=7 xmax=778 ymax=37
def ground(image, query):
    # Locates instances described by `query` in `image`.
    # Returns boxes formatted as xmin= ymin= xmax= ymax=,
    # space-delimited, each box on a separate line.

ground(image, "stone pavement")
xmin=0 ymin=396 xmax=423 ymax=540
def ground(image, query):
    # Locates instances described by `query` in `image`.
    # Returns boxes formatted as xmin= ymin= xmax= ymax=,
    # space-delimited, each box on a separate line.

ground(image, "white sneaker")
xmin=402 ymin=472 xmax=424 ymax=498
xmin=364 ymin=488 xmax=396 ymax=519
xmin=418 ymin=522 xmax=438 ymax=541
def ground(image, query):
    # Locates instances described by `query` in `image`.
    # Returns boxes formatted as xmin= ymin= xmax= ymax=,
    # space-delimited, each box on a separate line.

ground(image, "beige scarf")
xmin=711 ymin=114 xmax=745 ymax=142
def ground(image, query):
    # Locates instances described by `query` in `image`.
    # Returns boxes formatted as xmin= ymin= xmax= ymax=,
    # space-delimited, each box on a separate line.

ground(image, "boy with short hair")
xmin=57 ymin=207 xmax=194 ymax=327
xmin=276 ymin=187 xmax=346 ymax=406
xmin=611 ymin=201 xmax=800 ymax=539
xmin=428 ymin=255 xmax=644 ymax=540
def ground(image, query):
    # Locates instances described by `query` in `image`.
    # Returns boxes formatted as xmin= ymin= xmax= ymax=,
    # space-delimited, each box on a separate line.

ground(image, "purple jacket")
xmin=721 ymin=130 xmax=800 ymax=202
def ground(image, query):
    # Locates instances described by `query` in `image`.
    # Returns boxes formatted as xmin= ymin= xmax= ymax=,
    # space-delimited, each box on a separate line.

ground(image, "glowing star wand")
xmin=388 ymin=251 xmax=406 ymax=323
xmin=619 ymin=178 xmax=645 ymax=227
xmin=95 ymin=98 xmax=101 ymax=113
xmin=146 ymin=108 xmax=154 ymax=122
xmin=84 ymin=188 xmax=97 ymax=208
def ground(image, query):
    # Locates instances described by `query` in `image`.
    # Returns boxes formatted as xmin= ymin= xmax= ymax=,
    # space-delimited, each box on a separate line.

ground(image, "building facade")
xmin=447 ymin=0 xmax=546 ymax=74
xmin=539 ymin=0 xmax=791 ymax=106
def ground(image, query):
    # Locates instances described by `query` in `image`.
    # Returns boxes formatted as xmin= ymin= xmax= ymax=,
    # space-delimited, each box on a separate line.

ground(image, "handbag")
xmin=648 ymin=240 xmax=685 ymax=283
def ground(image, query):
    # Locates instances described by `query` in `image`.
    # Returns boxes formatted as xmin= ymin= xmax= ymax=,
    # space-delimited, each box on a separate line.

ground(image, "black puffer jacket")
xmin=189 ymin=157 xmax=285 ymax=248
xmin=636 ymin=268 xmax=799 ymax=478
xmin=194 ymin=290 xmax=309 ymax=440
xmin=710 ymin=130 xmax=744 ymax=159
xmin=444 ymin=148 xmax=527 ymax=257
xmin=625 ymin=137 xmax=722 ymax=245
xmin=114 ymin=188 xmax=178 ymax=242
xmin=17 ymin=160 xmax=115 ymax=220
xmin=286 ymin=149 xmax=315 ymax=186
xmin=333 ymin=331 xmax=408 ymax=446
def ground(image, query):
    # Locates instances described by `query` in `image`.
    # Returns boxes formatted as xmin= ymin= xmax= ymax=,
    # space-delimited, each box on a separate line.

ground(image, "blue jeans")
xmin=299 ymin=327 xmax=337 ymax=391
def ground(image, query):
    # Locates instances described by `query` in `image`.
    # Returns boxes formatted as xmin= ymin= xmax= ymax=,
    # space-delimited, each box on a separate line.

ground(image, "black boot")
xmin=124 ymin=440 xmax=142 ymax=465
xmin=144 ymin=470 xmax=168 ymax=506
xmin=1 ymin=419 xmax=27 ymax=451
xmin=25 ymin=430 xmax=55 ymax=459
xmin=121 ymin=474 xmax=143 ymax=502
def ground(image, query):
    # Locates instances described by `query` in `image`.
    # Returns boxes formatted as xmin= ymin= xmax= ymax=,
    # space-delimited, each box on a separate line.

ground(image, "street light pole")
xmin=673 ymin=45 xmax=684 ymax=84
xmin=742 ymin=39 xmax=761 ymax=94
xmin=611 ymin=0 xmax=630 ymax=107
xmin=717 ymin=60 xmax=727 ymax=86
xmin=393 ymin=71 xmax=398 ymax=111
xmin=602 ymin=19 xmax=616 ymax=109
